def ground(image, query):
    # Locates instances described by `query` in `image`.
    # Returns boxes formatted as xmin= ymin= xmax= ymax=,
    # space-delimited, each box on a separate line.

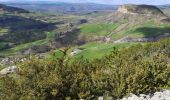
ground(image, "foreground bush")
xmin=0 ymin=39 xmax=170 ymax=99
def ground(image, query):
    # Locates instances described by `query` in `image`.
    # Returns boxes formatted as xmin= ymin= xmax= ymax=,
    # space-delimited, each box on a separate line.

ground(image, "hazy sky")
xmin=0 ymin=0 xmax=170 ymax=5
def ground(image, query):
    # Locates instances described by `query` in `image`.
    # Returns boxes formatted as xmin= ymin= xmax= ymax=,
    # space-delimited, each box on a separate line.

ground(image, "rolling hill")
xmin=79 ymin=4 xmax=170 ymax=43
xmin=0 ymin=4 xmax=58 ymax=56
xmin=0 ymin=4 xmax=29 ymax=14
xmin=2 ymin=1 xmax=118 ymax=14
xmin=0 ymin=4 xmax=170 ymax=60
xmin=0 ymin=3 xmax=170 ymax=100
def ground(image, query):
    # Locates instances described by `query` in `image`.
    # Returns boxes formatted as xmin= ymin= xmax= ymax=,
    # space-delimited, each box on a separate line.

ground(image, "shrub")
xmin=0 ymin=39 xmax=170 ymax=99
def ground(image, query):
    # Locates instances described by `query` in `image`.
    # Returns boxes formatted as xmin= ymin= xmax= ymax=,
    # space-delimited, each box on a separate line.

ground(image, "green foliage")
xmin=0 ymin=38 xmax=170 ymax=99
xmin=0 ymin=42 xmax=9 ymax=50
xmin=0 ymin=14 xmax=57 ymax=56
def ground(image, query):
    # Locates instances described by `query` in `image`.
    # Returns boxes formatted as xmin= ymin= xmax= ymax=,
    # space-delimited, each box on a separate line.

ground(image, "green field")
xmin=80 ymin=23 xmax=118 ymax=36
xmin=2 ymin=19 xmax=170 ymax=57
xmin=1 ymin=10 xmax=170 ymax=57
xmin=52 ymin=42 xmax=138 ymax=60
xmin=112 ymin=20 xmax=170 ymax=39
xmin=75 ymin=42 xmax=136 ymax=60
xmin=80 ymin=20 xmax=170 ymax=41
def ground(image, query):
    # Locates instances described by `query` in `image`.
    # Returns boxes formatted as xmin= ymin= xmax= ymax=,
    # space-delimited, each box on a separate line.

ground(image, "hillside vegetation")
xmin=1 ymin=4 xmax=170 ymax=58
xmin=0 ymin=4 xmax=29 ymax=14
xmin=0 ymin=6 xmax=84 ymax=56
xmin=80 ymin=23 xmax=118 ymax=36
xmin=0 ymin=37 xmax=170 ymax=99
xmin=111 ymin=20 xmax=170 ymax=39
xmin=74 ymin=42 xmax=130 ymax=60
xmin=0 ymin=3 xmax=170 ymax=100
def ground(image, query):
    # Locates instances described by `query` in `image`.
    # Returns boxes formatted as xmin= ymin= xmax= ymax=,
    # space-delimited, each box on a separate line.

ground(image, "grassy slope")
xmin=112 ymin=20 xmax=170 ymax=39
xmin=80 ymin=23 xmax=118 ymax=36
xmin=0 ymin=40 xmax=47 ymax=56
xmin=75 ymin=42 xmax=133 ymax=60
xmin=2 ymin=12 xmax=170 ymax=57
xmin=67 ymin=19 xmax=170 ymax=60
xmin=52 ymin=42 xmax=138 ymax=60
xmin=0 ymin=13 xmax=85 ymax=56
xmin=5 ymin=19 xmax=169 ymax=57
xmin=0 ymin=31 xmax=57 ymax=56
xmin=80 ymin=19 xmax=170 ymax=40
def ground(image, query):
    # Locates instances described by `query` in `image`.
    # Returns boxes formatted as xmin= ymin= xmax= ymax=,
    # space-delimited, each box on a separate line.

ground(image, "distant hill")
xmin=159 ymin=4 xmax=170 ymax=8
xmin=2 ymin=2 xmax=118 ymax=14
xmin=118 ymin=4 xmax=165 ymax=17
xmin=103 ymin=4 xmax=167 ymax=23
xmin=80 ymin=4 xmax=170 ymax=45
xmin=0 ymin=4 xmax=56 ymax=53
xmin=159 ymin=4 xmax=170 ymax=17
xmin=0 ymin=4 xmax=29 ymax=14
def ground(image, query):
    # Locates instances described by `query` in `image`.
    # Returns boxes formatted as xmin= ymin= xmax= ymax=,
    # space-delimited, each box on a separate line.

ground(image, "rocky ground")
xmin=98 ymin=90 xmax=170 ymax=100
xmin=120 ymin=90 xmax=170 ymax=100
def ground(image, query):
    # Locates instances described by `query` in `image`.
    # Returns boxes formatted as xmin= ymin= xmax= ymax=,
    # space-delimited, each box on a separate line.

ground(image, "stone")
xmin=70 ymin=48 xmax=82 ymax=56
xmin=0 ymin=66 xmax=17 ymax=75
xmin=118 ymin=4 xmax=165 ymax=17
xmin=131 ymin=94 xmax=140 ymax=100
xmin=120 ymin=90 xmax=170 ymax=100
xmin=98 ymin=96 xmax=103 ymax=100
xmin=121 ymin=98 xmax=127 ymax=100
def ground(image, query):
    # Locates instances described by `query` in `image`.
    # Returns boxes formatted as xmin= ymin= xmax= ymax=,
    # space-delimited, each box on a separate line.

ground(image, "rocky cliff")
xmin=118 ymin=4 xmax=165 ymax=17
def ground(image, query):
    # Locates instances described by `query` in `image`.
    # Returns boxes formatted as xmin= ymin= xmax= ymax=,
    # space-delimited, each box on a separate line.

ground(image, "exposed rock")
xmin=120 ymin=90 xmax=170 ymax=100
xmin=0 ymin=66 xmax=17 ymax=76
xmin=21 ymin=48 xmax=34 ymax=55
xmin=0 ymin=57 xmax=14 ymax=65
xmin=98 ymin=90 xmax=170 ymax=100
xmin=103 ymin=4 xmax=167 ymax=24
xmin=21 ymin=45 xmax=51 ymax=55
xmin=161 ymin=17 xmax=170 ymax=23
xmin=98 ymin=96 xmax=113 ymax=100
xmin=118 ymin=4 xmax=165 ymax=17
xmin=70 ymin=48 xmax=83 ymax=56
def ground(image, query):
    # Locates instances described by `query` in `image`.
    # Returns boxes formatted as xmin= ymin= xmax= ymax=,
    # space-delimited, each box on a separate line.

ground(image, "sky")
xmin=0 ymin=0 xmax=170 ymax=5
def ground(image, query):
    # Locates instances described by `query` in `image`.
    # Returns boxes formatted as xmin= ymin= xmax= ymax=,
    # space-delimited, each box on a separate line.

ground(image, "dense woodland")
xmin=0 ymin=38 xmax=170 ymax=99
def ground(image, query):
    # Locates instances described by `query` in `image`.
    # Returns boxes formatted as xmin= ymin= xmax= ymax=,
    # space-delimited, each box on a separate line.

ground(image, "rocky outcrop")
xmin=97 ymin=90 xmax=170 ymax=100
xmin=0 ymin=66 xmax=17 ymax=76
xmin=0 ymin=57 xmax=14 ymax=65
xmin=104 ymin=4 xmax=167 ymax=24
xmin=118 ymin=4 xmax=165 ymax=17
xmin=120 ymin=90 xmax=170 ymax=100
xmin=70 ymin=48 xmax=83 ymax=56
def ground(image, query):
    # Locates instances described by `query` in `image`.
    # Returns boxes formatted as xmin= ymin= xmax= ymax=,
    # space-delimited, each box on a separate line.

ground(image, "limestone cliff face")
xmin=118 ymin=5 xmax=129 ymax=14
xmin=95 ymin=4 xmax=168 ymax=24
xmin=118 ymin=4 xmax=165 ymax=17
